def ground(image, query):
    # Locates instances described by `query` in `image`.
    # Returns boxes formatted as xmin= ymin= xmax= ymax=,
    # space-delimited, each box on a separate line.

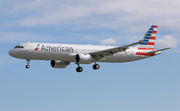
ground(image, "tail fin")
xmin=138 ymin=25 xmax=158 ymax=48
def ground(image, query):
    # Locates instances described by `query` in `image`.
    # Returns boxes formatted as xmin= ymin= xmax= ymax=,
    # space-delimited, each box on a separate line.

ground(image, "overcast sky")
xmin=0 ymin=0 xmax=180 ymax=111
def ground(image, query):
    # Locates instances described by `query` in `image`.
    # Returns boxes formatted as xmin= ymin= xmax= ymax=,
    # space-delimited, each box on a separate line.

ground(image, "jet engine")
xmin=75 ymin=54 xmax=93 ymax=64
xmin=51 ymin=60 xmax=70 ymax=68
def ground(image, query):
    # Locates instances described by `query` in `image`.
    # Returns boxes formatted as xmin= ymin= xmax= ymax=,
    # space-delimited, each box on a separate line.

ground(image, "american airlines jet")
xmin=9 ymin=25 xmax=170 ymax=72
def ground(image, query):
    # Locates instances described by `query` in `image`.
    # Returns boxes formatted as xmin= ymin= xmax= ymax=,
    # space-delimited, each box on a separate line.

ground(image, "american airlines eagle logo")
xmin=35 ymin=44 xmax=40 ymax=51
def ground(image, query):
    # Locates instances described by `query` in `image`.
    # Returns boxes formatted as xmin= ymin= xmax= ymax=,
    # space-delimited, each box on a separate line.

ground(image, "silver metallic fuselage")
xmin=9 ymin=42 xmax=161 ymax=63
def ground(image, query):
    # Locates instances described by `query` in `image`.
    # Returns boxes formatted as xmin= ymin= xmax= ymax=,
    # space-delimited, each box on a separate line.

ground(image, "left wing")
xmin=90 ymin=34 xmax=146 ymax=61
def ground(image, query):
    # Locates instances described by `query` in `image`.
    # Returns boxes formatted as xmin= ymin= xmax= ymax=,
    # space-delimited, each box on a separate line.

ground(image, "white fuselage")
xmin=9 ymin=42 xmax=161 ymax=63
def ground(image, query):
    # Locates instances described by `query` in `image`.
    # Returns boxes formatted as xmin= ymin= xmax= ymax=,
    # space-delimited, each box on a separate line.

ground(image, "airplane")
xmin=9 ymin=25 xmax=170 ymax=72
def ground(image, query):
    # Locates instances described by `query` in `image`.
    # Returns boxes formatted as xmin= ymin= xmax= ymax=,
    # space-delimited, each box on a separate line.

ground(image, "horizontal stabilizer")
xmin=147 ymin=48 xmax=171 ymax=54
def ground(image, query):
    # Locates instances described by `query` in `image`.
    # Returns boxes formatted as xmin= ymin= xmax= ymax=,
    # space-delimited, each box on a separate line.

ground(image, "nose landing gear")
xmin=25 ymin=59 xmax=30 ymax=69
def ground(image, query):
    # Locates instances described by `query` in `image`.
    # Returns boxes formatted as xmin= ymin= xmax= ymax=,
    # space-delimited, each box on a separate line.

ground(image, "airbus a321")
xmin=9 ymin=25 xmax=170 ymax=72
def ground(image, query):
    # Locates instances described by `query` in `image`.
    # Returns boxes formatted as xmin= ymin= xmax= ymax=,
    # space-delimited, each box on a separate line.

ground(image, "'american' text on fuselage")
xmin=41 ymin=45 xmax=73 ymax=52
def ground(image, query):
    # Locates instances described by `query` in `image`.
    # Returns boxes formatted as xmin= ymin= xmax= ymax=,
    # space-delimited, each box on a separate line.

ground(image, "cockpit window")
xmin=14 ymin=46 xmax=24 ymax=49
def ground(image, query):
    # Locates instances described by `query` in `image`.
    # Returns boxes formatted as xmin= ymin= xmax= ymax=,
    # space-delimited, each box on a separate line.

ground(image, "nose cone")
xmin=9 ymin=49 xmax=24 ymax=58
xmin=9 ymin=49 xmax=22 ymax=58
xmin=9 ymin=49 xmax=16 ymax=57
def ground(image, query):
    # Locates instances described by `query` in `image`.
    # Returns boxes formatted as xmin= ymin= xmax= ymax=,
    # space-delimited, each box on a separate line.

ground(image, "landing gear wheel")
xmin=26 ymin=65 xmax=30 ymax=69
xmin=93 ymin=64 xmax=100 ymax=70
xmin=76 ymin=67 xmax=83 ymax=72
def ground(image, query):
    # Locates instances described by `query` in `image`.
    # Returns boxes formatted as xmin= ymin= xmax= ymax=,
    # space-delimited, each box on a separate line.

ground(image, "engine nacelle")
xmin=75 ymin=54 xmax=93 ymax=64
xmin=51 ymin=60 xmax=70 ymax=68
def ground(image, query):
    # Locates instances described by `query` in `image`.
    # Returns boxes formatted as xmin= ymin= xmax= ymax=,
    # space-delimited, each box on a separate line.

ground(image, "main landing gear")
xmin=76 ymin=64 xmax=83 ymax=72
xmin=93 ymin=64 xmax=100 ymax=70
xmin=76 ymin=63 xmax=100 ymax=72
xmin=25 ymin=59 xmax=30 ymax=69
xmin=76 ymin=67 xmax=83 ymax=72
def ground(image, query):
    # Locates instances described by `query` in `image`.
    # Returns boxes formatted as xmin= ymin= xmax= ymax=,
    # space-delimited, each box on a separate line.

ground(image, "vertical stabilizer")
xmin=138 ymin=25 xmax=158 ymax=48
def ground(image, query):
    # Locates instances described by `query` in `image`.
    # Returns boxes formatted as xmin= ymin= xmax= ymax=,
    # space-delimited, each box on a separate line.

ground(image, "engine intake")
xmin=51 ymin=60 xmax=70 ymax=68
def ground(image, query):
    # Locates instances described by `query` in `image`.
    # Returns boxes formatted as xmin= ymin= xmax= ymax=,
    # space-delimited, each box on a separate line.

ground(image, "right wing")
xmin=89 ymin=33 xmax=146 ymax=61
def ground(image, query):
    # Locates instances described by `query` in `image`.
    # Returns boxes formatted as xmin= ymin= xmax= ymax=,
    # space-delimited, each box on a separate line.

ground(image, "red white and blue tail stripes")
xmin=135 ymin=25 xmax=158 ymax=56
xmin=136 ymin=47 xmax=155 ymax=56
xmin=138 ymin=25 xmax=158 ymax=48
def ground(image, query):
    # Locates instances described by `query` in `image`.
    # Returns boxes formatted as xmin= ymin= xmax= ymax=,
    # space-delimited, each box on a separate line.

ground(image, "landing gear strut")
xmin=93 ymin=63 xmax=100 ymax=70
xmin=25 ymin=59 xmax=30 ymax=69
xmin=76 ymin=64 xmax=83 ymax=72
